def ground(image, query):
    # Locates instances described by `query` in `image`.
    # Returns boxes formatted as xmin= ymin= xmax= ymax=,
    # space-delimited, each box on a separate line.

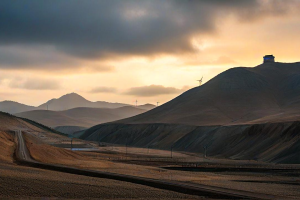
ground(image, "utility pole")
xmin=203 ymin=145 xmax=207 ymax=158
xmin=68 ymin=135 xmax=74 ymax=150
xmin=125 ymin=137 xmax=128 ymax=157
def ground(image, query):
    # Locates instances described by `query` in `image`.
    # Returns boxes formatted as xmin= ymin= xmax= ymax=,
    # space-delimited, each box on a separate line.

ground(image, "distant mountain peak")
xmin=59 ymin=92 xmax=86 ymax=99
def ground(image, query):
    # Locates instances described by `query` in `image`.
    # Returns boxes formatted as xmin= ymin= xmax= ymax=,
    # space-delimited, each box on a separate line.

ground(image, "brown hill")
xmin=54 ymin=126 xmax=86 ymax=135
xmin=81 ymin=62 xmax=300 ymax=164
xmin=82 ymin=122 xmax=300 ymax=164
xmin=16 ymin=106 xmax=149 ymax=128
xmin=0 ymin=111 xmax=64 ymax=163
xmin=0 ymin=101 xmax=36 ymax=114
xmin=37 ymin=93 xmax=129 ymax=111
xmin=114 ymin=62 xmax=300 ymax=126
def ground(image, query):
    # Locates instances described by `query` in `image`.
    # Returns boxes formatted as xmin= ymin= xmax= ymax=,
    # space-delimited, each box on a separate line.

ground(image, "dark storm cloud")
xmin=125 ymin=85 xmax=190 ymax=97
xmin=89 ymin=87 xmax=117 ymax=93
xmin=0 ymin=0 xmax=260 ymax=58
xmin=0 ymin=0 xmax=298 ymax=64
xmin=0 ymin=46 xmax=76 ymax=69
xmin=0 ymin=46 xmax=115 ymax=72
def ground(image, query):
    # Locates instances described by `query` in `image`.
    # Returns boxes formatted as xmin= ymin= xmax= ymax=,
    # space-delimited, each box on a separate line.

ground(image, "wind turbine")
xmin=197 ymin=76 xmax=203 ymax=86
xmin=157 ymin=102 xmax=159 ymax=106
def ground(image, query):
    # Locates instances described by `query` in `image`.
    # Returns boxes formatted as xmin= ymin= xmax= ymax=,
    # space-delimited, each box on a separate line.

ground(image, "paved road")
xmin=16 ymin=130 xmax=34 ymax=162
xmin=15 ymin=130 xmax=294 ymax=200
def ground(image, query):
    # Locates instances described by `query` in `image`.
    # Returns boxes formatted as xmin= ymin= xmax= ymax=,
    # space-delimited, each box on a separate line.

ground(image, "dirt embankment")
xmin=83 ymin=121 xmax=300 ymax=164
xmin=0 ymin=131 xmax=15 ymax=163
xmin=24 ymin=133 xmax=115 ymax=169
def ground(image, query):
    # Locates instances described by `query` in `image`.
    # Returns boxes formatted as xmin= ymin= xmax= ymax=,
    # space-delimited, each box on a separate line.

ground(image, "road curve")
xmin=15 ymin=131 xmax=293 ymax=200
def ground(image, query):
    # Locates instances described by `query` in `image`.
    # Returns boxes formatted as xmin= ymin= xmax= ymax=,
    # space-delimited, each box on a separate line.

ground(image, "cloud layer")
xmin=9 ymin=78 xmax=61 ymax=90
xmin=0 ymin=0 xmax=274 ymax=59
xmin=125 ymin=85 xmax=190 ymax=97
xmin=0 ymin=0 xmax=299 ymax=71
xmin=89 ymin=87 xmax=117 ymax=93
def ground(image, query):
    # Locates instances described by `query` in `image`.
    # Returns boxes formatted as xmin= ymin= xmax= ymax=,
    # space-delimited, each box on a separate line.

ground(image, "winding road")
xmin=15 ymin=130 xmax=294 ymax=200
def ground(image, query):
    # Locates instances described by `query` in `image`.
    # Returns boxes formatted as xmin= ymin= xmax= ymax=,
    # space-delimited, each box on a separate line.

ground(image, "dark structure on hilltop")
xmin=263 ymin=55 xmax=275 ymax=63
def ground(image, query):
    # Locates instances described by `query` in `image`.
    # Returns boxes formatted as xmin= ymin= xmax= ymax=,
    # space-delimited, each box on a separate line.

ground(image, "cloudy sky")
xmin=0 ymin=0 xmax=300 ymax=106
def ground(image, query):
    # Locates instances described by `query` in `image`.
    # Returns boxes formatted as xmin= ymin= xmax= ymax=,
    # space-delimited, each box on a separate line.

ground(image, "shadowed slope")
xmin=0 ymin=101 xmax=36 ymax=114
xmin=38 ymin=93 xmax=129 ymax=111
xmin=81 ymin=62 xmax=300 ymax=164
xmin=16 ymin=106 xmax=149 ymax=128
xmin=114 ymin=62 xmax=300 ymax=126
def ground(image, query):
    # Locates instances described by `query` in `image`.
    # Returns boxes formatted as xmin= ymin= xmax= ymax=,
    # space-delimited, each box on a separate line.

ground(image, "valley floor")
xmin=1 ymin=128 xmax=300 ymax=199
xmin=0 ymin=162 xmax=201 ymax=199
xmin=24 ymin=130 xmax=300 ymax=199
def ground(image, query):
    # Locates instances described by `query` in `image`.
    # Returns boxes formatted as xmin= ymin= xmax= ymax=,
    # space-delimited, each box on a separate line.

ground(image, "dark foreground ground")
xmin=1 ymin=126 xmax=300 ymax=199
xmin=0 ymin=162 xmax=203 ymax=199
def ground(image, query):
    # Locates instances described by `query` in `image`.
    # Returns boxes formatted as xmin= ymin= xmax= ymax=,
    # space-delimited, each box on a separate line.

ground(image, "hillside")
xmin=38 ymin=93 xmax=129 ymax=111
xmin=0 ymin=101 xmax=36 ymax=114
xmin=112 ymin=62 xmax=300 ymax=126
xmin=82 ymin=122 xmax=300 ymax=164
xmin=16 ymin=106 xmax=148 ymax=128
xmin=137 ymin=104 xmax=156 ymax=110
xmin=0 ymin=111 xmax=65 ymax=162
xmin=54 ymin=126 xmax=86 ymax=135
xmin=81 ymin=62 xmax=300 ymax=164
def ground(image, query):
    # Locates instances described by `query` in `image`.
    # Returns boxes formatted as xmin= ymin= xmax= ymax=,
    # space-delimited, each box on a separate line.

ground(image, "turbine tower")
xmin=197 ymin=76 xmax=203 ymax=86
xmin=135 ymin=100 xmax=138 ymax=107
xmin=157 ymin=102 xmax=159 ymax=106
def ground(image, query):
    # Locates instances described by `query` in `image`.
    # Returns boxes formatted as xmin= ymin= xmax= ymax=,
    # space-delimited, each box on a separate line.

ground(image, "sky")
xmin=0 ymin=0 xmax=300 ymax=106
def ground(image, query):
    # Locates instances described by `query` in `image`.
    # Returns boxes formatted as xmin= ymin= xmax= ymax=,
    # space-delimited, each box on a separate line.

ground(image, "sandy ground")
xmin=1 ymin=120 xmax=299 ymax=199
xmin=0 ymin=132 xmax=202 ymax=199
xmin=0 ymin=162 xmax=202 ymax=199
xmin=80 ymin=151 xmax=300 ymax=199
xmin=0 ymin=131 xmax=15 ymax=163
xmin=23 ymin=131 xmax=300 ymax=199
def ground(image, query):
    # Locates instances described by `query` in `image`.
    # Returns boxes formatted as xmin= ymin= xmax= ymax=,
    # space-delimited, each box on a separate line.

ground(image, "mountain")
xmin=38 ymin=93 xmax=128 ymax=111
xmin=137 ymin=104 xmax=156 ymax=110
xmin=54 ymin=126 xmax=86 ymax=135
xmin=0 ymin=92 xmax=154 ymax=114
xmin=0 ymin=101 xmax=36 ymax=114
xmin=81 ymin=62 xmax=300 ymax=164
xmin=81 ymin=121 xmax=300 ymax=164
xmin=16 ymin=106 xmax=148 ymax=128
xmin=110 ymin=62 xmax=300 ymax=126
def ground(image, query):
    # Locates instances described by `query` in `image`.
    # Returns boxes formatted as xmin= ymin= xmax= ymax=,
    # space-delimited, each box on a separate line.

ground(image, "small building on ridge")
xmin=263 ymin=55 xmax=275 ymax=63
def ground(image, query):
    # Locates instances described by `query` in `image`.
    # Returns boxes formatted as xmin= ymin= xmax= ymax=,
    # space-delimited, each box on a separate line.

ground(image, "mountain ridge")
xmin=80 ymin=62 xmax=300 ymax=164
xmin=111 ymin=62 xmax=300 ymax=126
xmin=16 ymin=106 xmax=150 ymax=128
xmin=0 ymin=92 xmax=155 ymax=114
